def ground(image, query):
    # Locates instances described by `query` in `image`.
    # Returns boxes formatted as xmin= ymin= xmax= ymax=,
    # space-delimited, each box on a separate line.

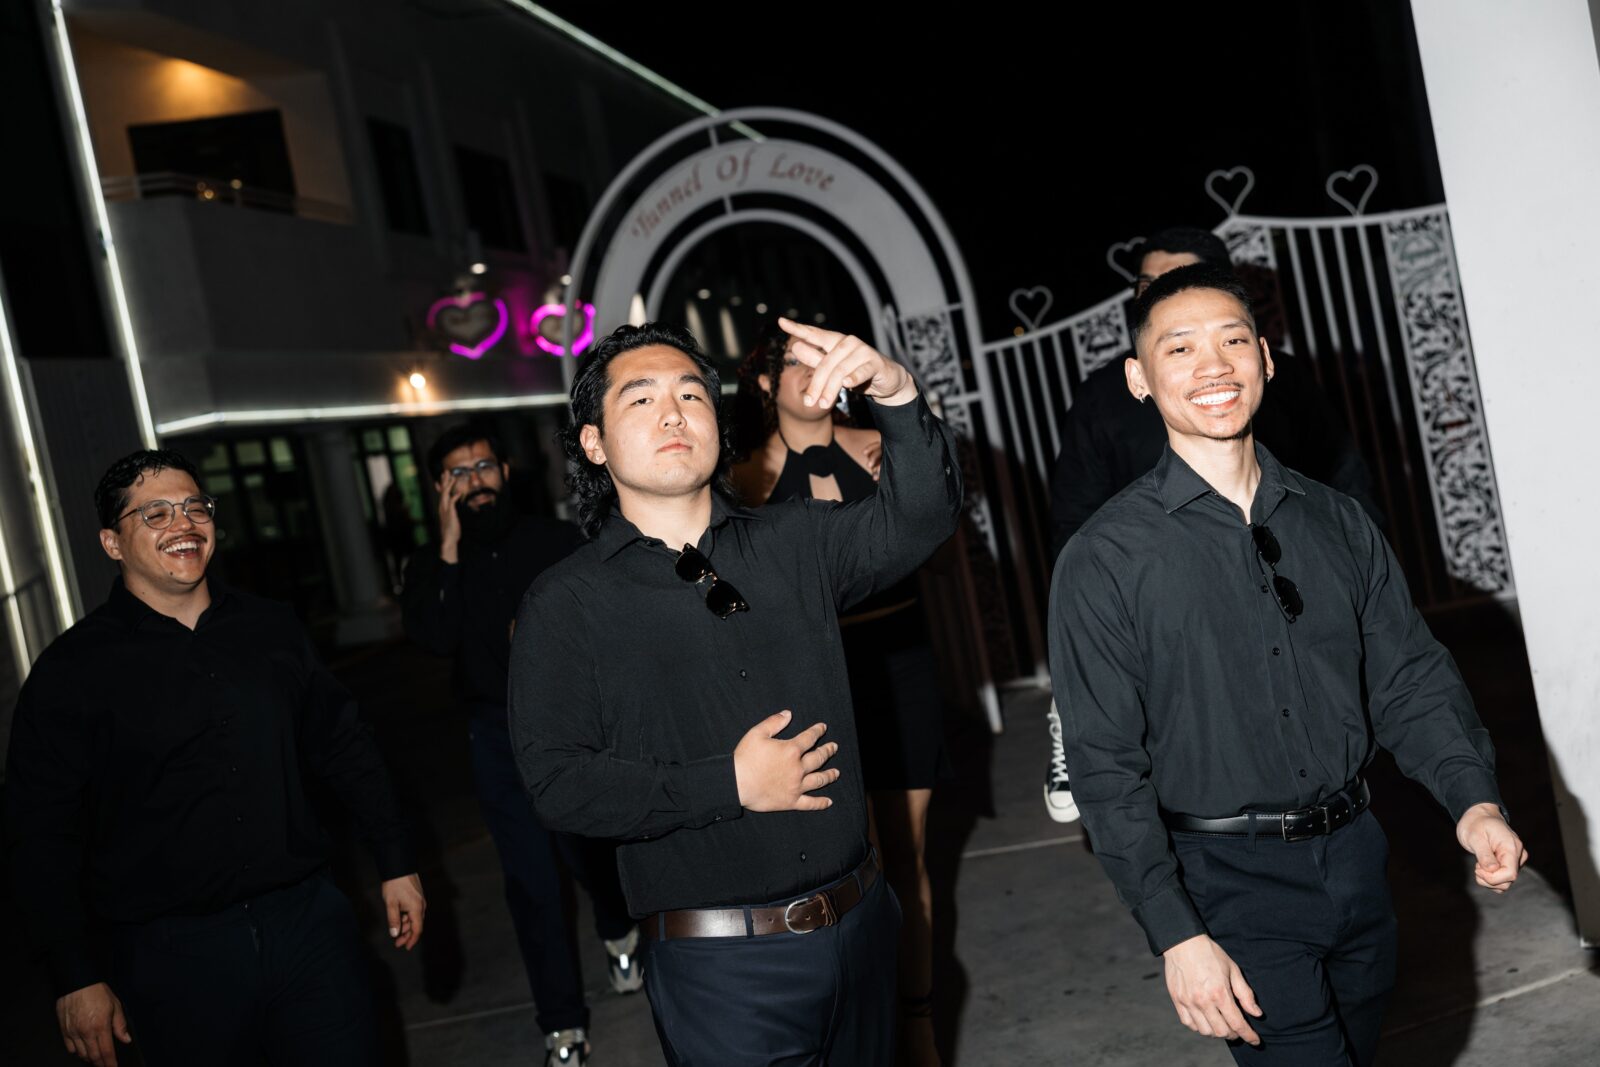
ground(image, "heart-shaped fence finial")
xmin=1326 ymin=164 xmax=1379 ymax=216
xmin=1204 ymin=166 xmax=1256 ymax=217
xmin=1008 ymin=287 xmax=1055 ymax=333
xmin=1105 ymin=238 xmax=1146 ymax=283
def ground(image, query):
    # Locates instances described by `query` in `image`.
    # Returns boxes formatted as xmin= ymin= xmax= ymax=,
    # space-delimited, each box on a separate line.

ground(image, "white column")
xmin=1411 ymin=0 xmax=1600 ymax=945
xmin=306 ymin=426 xmax=400 ymax=646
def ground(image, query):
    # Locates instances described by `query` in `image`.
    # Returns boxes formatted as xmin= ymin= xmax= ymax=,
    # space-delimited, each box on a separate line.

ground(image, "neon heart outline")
xmin=1326 ymin=164 xmax=1379 ymax=216
xmin=1007 ymin=286 xmax=1054 ymax=332
xmin=530 ymin=302 xmax=597 ymax=357
xmin=426 ymin=292 xmax=509 ymax=360
xmin=1204 ymin=166 xmax=1256 ymax=217
xmin=1105 ymin=238 xmax=1146 ymax=283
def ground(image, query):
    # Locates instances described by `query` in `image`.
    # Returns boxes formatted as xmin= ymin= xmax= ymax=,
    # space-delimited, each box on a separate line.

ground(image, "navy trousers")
xmin=109 ymin=874 xmax=377 ymax=1067
xmin=645 ymin=866 xmax=902 ymax=1067
xmin=1172 ymin=809 xmax=1397 ymax=1066
xmin=468 ymin=710 xmax=633 ymax=1033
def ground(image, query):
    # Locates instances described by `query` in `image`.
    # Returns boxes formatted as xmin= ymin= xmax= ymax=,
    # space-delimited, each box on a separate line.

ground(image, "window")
xmin=128 ymin=110 xmax=296 ymax=210
xmin=366 ymin=118 xmax=430 ymax=236
xmin=542 ymin=171 xmax=590 ymax=253
xmin=454 ymin=145 xmax=526 ymax=251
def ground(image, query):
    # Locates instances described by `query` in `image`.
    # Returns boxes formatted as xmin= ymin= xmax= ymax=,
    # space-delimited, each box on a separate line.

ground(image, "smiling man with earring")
xmin=6 ymin=449 xmax=424 ymax=1067
xmin=1048 ymin=264 xmax=1524 ymax=1065
xmin=509 ymin=319 xmax=961 ymax=1065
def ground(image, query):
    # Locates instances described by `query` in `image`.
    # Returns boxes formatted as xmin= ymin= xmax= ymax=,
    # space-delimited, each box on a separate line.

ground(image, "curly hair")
xmin=94 ymin=449 xmax=203 ymax=529
xmin=560 ymin=322 xmax=737 ymax=537
xmin=731 ymin=318 xmax=792 ymax=459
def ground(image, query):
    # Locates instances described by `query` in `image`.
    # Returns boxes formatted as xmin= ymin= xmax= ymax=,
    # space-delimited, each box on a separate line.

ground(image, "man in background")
xmin=401 ymin=422 xmax=640 ymax=1067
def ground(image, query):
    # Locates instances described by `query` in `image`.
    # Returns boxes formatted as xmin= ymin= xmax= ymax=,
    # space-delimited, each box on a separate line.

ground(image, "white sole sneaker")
xmin=1045 ymin=701 xmax=1081 ymax=823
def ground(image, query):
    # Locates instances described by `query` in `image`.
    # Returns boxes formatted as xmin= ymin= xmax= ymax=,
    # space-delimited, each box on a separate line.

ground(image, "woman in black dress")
xmin=733 ymin=321 xmax=948 ymax=1066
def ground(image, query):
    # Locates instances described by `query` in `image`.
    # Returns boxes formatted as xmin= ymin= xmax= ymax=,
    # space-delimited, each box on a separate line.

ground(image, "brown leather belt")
xmin=645 ymin=853 xmax=879 ymax=940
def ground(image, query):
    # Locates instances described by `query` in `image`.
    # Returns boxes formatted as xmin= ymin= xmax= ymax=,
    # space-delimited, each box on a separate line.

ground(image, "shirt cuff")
xmin=1132 ymin=884 xmax=1208 ymax=956
xmin=682 ymin=753 xmax=744 ymax=829
xmin=867 ymin=391 xmax=935 ymax=435
xmin=369 ymin=835 xmax=418 ymax=883
xmin=48 ymin=942 xmax=104 ymax=1000
xmin=1440 ymin=768 xmax=1506 ymax=825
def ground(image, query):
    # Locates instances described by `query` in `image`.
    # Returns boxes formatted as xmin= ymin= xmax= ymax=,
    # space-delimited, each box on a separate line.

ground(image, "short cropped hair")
xmin=427 ymin=421 xmax=506 ymax=479
xmin=94 ymin=449 xmax=202 ymax=529
xmin=1142 ymin=226 xmax=1231 ymax=268
xmin=1130 ymin=262 xmax=1257 ymax=352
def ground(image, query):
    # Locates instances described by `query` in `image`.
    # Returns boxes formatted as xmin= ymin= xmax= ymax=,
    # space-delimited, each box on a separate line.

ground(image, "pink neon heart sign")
xmin=426 ymin=292 xmax=509 ymax=360
xmin=530 ymin=302 xmax=597 ymax=357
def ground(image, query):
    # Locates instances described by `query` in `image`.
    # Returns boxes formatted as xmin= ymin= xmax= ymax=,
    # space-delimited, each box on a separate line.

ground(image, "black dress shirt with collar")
xmin=1047 ymin=354 xmax=1381 ymax=559
xmin=509 ymin=394 xmax=961 ymax=916
xmin=1048 ymin=443 xmax=1502 ymax=955
xmin=4 ymin=579 xmax=414 ymax=996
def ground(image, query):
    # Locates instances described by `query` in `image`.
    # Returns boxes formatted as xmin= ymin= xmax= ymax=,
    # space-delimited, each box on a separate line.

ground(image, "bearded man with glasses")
xmin=1048 ymin=264 xmax=1525 ymax=1066
xmin=5 ymin=449 xmax=423 ymax=1067
xmin=508 ymin=319 xmax=961 ymax=1065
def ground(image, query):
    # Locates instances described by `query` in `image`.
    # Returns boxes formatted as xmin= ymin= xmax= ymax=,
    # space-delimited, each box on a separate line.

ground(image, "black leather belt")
xmin=1163 ymin=779 xmax=1370 ymax=842
xmin=645 ymin=852 xmax=879 ymax=940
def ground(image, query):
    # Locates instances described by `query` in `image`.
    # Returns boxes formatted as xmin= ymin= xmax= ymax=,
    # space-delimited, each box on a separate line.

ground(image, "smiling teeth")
xmin=1191 ymin=391 xmax=1240 ymax=406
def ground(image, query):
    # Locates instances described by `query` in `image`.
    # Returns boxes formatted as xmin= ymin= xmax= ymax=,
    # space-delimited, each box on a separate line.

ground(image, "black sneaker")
xmin=1044 ymin=701 xmax=1081 ymax=823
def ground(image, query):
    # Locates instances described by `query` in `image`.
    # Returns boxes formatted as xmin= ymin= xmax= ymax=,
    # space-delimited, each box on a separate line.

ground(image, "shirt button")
xmin=1299 ymin=769 xmax=1308 ymax=778
xmin=799 ymin=851 xmax=807 ymax=861
xmin=1271 ymin=647 xmax=1281 ymax=656
xmin=1281 ymin=709 xmax=1290 ymax=718
xmin=235 ymin=814 xmax=244 ymax=823
xmin=739 ymin=669 xmax=748 ymax=679
xmin=1260 ymin=584 xmax=1269 ymax=594
xmin=230 ymin=765 xmax=239 ymax=773
xmin=713 ymin=815 xmax=722 ymax=822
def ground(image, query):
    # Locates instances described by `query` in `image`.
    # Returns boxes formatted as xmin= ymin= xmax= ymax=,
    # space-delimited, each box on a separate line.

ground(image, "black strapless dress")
xmin=764 ymin=438 xmax=951 ymax=790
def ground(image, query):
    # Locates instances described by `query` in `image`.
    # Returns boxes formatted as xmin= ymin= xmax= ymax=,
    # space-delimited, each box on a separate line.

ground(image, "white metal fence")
xmin=966 ymin=167 xmax=1511 ymax=681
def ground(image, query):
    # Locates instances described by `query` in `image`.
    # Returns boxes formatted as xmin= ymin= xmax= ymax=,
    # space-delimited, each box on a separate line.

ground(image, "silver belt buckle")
xmin=783 ymin=890 xmax=839 ymax=934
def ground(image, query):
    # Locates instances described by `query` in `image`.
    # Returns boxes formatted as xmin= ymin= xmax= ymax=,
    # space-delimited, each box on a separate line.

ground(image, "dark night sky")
xmin=541 ymin=1 xmax=1443 ymax=338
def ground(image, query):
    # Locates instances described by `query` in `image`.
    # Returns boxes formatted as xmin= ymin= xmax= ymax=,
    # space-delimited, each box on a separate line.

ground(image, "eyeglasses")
xmin=117 ymin=495 xmax=217 ymax=530
xmin=1250 ymin=523 xmax=1303 ymax=621
xmin=675 ymin=545 xmax=749 ymax=619
xmin=446 ymin=458 xmax=500 ymax=480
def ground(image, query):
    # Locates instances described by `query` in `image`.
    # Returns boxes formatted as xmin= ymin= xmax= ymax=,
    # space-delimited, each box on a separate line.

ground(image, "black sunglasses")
xmin=675 ymin=545 xmax=749 ymax=619
xmin=1250 ymin=523 xmax=1304 ymax=621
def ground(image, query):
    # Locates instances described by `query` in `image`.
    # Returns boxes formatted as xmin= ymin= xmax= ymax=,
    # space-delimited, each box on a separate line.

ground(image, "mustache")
xmin=1183 ymin=380 xmax=1246 ymax=399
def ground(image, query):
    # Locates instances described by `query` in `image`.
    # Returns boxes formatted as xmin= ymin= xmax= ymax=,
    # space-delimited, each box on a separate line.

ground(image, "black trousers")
xmin=1172 ymin=809 xmax=1398 ymax=1066
xmin=645 ymin=867 xmax=901 ymax=1067
xmin=109 ymin=874 xmax=377 ymax=1067
xmin=468 ymin=710 xmax=633 ymax=1033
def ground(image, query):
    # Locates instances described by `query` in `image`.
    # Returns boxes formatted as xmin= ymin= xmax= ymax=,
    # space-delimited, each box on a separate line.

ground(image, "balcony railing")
xmin=101 ymin=172 xmax=354 ymax=225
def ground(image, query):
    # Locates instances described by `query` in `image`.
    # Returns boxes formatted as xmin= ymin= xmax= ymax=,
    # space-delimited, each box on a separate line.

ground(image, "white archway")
xmin=563 ymin=108 xmax=1030 ymax=720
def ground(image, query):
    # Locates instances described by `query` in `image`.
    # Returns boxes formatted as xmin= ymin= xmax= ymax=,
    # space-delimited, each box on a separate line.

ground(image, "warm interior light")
xmin=408 ymin=372 xmax=427 ymax=390
xmin=469 ymin=262 xmax=487 ymax=275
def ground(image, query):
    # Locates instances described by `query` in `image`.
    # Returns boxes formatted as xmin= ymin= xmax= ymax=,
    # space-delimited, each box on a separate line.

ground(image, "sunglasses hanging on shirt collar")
xmin=675 ymin=545 xmax=750 ymax=619
xmin=1251 ymin=523 xmax=1304 ymax=621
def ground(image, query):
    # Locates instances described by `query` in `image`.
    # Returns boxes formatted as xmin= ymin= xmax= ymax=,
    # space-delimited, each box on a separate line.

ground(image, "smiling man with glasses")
xmin=1048 ymin=264 xmax=1524 ymax=1066
xmin=5 ymin=448 xmax=424 ymax=1067
xmin=508 ymin=319 xmax=961 ymax=1065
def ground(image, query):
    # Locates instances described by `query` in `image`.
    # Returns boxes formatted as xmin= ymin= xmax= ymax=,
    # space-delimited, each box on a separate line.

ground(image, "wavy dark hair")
xmin=732 ymin=318 xmax=792 ymax=458
xmin=560 ymin=321 xmax=736 ymax=537
xmin=94 ymin=449 xmax=202 ymax=529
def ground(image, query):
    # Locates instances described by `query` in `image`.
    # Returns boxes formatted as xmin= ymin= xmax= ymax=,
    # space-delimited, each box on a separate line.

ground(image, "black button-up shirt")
xmin=4 ymin=580 xmax=414 ymax=996
xmin=1048 ymin=355 xmax=1380 ymax=559
xmin=509 ymin=395 xmax=961 ymax=916
xmin=401 ymin=514 xmax=583 ymax=711
xmin=1048 ymin=444 xmax=1501 ymax=955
